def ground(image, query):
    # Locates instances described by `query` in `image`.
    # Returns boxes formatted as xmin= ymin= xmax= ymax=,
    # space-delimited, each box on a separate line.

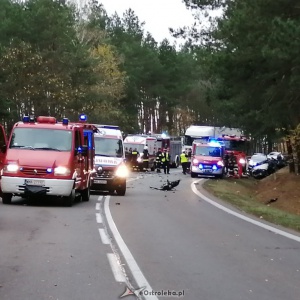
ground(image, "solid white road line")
xmin=107 ymin=253 xmax=126 ymax=282
xmin=99 ymin=228 xmax=110 ymax=245
xmin=104 ymin=196 xmax=159 ymax=300
xmin=95 ymin=202 xmax=100 ymax=211
xmin=191 ymin=179 xmax=300 ymax=243
xmin=96 ymin=213 xmax=103 ymax=224
xmin=98 ymin=195 xmax=103 ymax=202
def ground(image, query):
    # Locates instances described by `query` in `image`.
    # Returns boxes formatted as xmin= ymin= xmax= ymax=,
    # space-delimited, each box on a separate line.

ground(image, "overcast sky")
xmin=98 ymin=0 xmax=195 ymax=43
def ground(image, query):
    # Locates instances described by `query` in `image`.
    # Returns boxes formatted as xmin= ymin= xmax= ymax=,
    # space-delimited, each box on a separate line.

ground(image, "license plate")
xmin=203 ymin=169 xmax=212 ymax=173
xmin=25 ymin=179 xmax=45 ymax=186
xmin=94 ymin=179 xmax=107 ymax=184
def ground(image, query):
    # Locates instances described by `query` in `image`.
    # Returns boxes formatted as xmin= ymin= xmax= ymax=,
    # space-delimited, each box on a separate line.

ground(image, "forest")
xmin=0 ymin=0 xmax=300 ymax=163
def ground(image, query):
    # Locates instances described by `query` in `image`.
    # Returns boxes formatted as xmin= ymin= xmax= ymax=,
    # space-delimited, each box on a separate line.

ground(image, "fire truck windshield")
xmin=9 ymin=128 xmax=72 ymax=151
xmin=223 ymin=140 xmax=246 ymax=151
xmin=185 ymin=135 xmax=208 ymax=146
xmin=95 ymin=137 xmax=123 ymax=158
xmin=195 ymin=146 xmax=221 ymax=157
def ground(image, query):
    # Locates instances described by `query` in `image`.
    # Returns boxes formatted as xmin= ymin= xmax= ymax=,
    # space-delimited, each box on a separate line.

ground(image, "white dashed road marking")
xmin=96 ymin=212 xmax=102 ymax=224
xmin=104 ymin=196 xmax=159 ymax=300
xmin=99 ymin=228 xmax=110 ymax=245
xmin=107 ymin=253 xmax=126 ymax=282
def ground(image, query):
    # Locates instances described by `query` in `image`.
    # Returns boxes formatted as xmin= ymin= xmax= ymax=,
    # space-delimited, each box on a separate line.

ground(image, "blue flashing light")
xmin=46 ymin=168 xmax=52 ymax=173
xmin=62 ymin=118 xmax=69 ymax=125
xmin=208 ymin=140 xmax=221 ymax=147
xmin=77 ymin=147 xmax=82 ymax=153
xmin=23 ymin=116 xmax=30 ymax=123
xmin=212 ymin=165 xmax=218 ymax=170
xmin=79 ymin=114 xmax=87 ymax=122
xmin=199 ymin=164 xmax=204 ymax=169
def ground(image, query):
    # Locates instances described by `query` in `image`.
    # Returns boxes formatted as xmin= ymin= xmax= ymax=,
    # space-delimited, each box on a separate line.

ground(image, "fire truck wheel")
xmin=2 ymin=193 xmax=12 ymax=204
xmin=191 ymin=172 xmax=197 ymax=178
xmin=81 ymin=186 xmax=90 ymax=202
xmin=64 ymin=190 xmax=75 ymax=207
xmin=116 ymin=182 xmax=126 ymax=196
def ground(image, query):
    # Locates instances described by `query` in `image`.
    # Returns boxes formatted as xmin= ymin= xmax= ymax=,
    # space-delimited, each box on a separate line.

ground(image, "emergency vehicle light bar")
xmin=98 ymin=125 xmax=120 ymax=130
xmin=62 ymin=118 xmax=69 ymax=125
xmin=23 ymin=115 xmax=35 ymax=123
xmin=37 ymin=116 xmax=56 ymax=124
xmin=79 ymin=114 xmax=87 ymax=122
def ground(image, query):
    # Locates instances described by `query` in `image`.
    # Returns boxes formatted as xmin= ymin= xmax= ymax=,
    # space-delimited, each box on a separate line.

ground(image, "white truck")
xmin=183 ymin=125 xmax=243 ymax=152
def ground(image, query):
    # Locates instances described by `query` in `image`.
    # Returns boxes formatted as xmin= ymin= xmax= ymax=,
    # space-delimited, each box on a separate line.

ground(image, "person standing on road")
xmin=155 ymin=148 xmax=162 ymax=173
xmin=180 ymin=150 xmax=189 ymax=175
xmin=161 ymin=148 xmax=171 ymax=174
xmin=143 ymin=146 xmax=149 ymax=171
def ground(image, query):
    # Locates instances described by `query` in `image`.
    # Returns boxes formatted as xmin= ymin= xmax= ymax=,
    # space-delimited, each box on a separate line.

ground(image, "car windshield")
xmin=9 ymin=128 xmax=72 ymax=151
xmin=223 ymin=140 xmax=246 ymax=151
xmin=251 ymin=154 xmax=267 ymax=162
xmin=124 ymin=143 xmax=144 ymax=153
xmin=95 ymin=137 xmax=123 ymax=158
xmin=195 ymin=146 xmax=221 ymax=157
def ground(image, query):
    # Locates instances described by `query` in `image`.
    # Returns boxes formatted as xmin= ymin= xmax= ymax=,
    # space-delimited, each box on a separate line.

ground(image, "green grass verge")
xmin=203 ymin=179 xmax=300 ymax=232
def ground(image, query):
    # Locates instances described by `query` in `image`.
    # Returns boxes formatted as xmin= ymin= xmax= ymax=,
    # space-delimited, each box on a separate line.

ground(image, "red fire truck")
xmin=190 ymin=140 xmax=225 ymax=178
xmin=1 ymin=114 xmax=96 ymax=206
xmin=217 ymin=134 xmax=248 ymax=176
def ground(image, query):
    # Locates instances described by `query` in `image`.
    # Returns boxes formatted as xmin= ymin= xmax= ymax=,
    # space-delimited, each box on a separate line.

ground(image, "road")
xmin=1 ymin=170 xmax=300 ymax=300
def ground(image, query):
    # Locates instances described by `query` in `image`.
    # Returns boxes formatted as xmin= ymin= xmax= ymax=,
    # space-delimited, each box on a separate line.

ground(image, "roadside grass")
xmin=203 ymin=178 xmax=300 ymax=232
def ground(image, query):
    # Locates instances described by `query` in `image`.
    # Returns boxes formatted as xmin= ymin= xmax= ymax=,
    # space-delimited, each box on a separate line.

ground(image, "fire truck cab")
xmin=190 ymin=140 xmax=225 ymax=178
xmin=1 ymin=114 xmax=96 ymax=206
xmin=90 ymin=125 xmax=128 ymax=196
xmin=218 ymin=134 xmax=248 ymax=176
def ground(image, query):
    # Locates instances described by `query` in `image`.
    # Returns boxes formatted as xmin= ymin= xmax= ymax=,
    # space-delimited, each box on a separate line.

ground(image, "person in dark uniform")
xmin=131 ymin=148 xmax=139 ymax=170
xmin=223 ymin=153 xmax=230 ymax=175
xmin=155 ymin=148 xmax=162 ymax=173
xmin=180 ymin=150 xmax=189 ymax=175
xmin=143 ymin=146 xmax=149 ymax=171
xmin=161 ymin=148 xmax=171 ymax=174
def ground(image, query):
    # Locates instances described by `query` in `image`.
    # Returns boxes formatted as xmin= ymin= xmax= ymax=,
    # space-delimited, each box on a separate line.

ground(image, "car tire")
xmin=2 ymin=193 xmax=12 ymax=204
xmin=64 ymin=190 xmax=75 ymax=207
xmin=81 ymin=186 xmax=90 ymax=202
xmin=191 ymin=172 xmax=197 ymax=178
xmin=116 ymin=182 xmax=126 ymax=196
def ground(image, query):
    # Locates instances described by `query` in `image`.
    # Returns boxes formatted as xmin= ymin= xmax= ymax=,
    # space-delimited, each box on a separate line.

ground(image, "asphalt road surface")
xmin=1 ymin=169 xmax=300 ymax=300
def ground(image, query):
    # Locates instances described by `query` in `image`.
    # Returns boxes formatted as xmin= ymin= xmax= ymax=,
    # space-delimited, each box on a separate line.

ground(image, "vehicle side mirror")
xmin=1 ymin=144 xmax=7 ymax=153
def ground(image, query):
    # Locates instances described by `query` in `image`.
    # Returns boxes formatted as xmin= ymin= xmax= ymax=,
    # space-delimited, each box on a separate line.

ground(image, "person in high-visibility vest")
xmin=180 ymin=150 xmax=189 ymax=175
xmin=161 ymin=148 xmax=171 ymax=174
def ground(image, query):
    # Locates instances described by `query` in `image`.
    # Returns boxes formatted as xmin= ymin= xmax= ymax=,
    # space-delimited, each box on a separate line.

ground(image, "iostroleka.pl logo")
xmin=120 ymin=286 xmax=185 ymax=298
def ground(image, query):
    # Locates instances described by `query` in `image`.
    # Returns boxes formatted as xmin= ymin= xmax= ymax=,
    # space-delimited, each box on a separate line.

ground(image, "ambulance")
xmin=90 ymin=125 xmax=128 ymax=196
xmin=190 ymin=140 xmax=225 ymax=179
xmin=1 ymin=114 xmax=96 ymax=206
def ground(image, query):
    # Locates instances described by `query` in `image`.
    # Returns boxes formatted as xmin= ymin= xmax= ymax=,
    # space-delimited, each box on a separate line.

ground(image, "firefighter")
xmin=143 ymin=146 xmax=149 ymax=171
xmin=161 ymin=148 xmax=171 ymax=174
xmin=228 ymin=152 xmax=236 ymax=176
xmin=131 ymin=147 xmax=139 ymax=170
xmin=155 ymin=148 xmax=163 ymax=173
xmin=223 ymin=153 xmax=230 ymax=176
xmin=180 ymin=150 xmax=189 ymax=175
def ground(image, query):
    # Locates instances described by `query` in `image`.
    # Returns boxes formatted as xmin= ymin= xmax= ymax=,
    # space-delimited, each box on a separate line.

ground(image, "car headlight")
xmin=4 ymin=164 xmax=19 ymax=173
xmin=54 ymin=166 xmax=71 ymax=175
xmin=217 ymin=160 xmax=224 ymax=167
xmin=239 ymin=158 xmax=246 ymax=164
xmin=115 ymin=165 xmax=129 ymax=178
xmin=193 ymin=159 xmax=199 ymax=164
